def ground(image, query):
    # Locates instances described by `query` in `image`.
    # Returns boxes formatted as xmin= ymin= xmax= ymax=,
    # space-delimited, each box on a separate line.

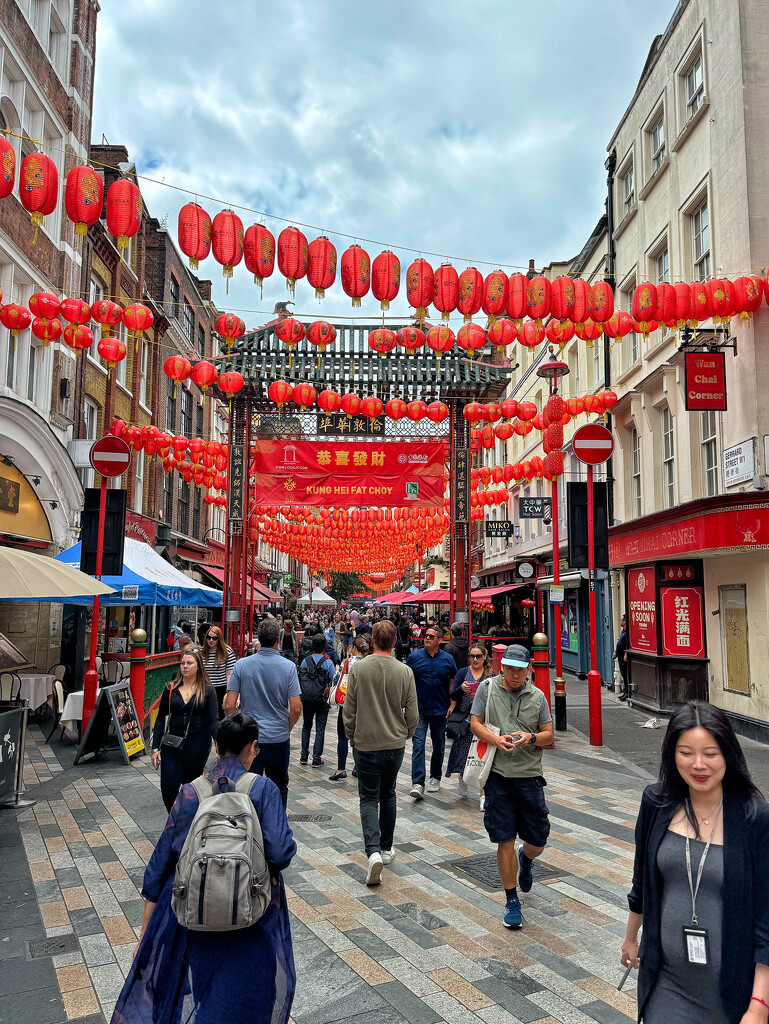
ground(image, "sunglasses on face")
xmin=469 ymin=653 xmax=484 ymax=659
xmin=425 ymin=634 xmax=439 ymax=640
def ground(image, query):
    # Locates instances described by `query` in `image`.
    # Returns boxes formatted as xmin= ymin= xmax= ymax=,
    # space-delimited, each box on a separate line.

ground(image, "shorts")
xmin=483 ymin=772 xmax=550 ymax=847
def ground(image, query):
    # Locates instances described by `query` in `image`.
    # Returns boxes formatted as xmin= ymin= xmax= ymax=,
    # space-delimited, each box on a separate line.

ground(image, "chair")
xmin=47 ymin=663 xmax=70 ymax=688
xmin=46 ymin=679 xmax=67 ymax=743
xmin=0 ymin=672 xmax=21 ymax=703
xmin=94 ymin=655 xmax=103 ymax=676
xmin=100 ymin=660 xmax=124 ymax=684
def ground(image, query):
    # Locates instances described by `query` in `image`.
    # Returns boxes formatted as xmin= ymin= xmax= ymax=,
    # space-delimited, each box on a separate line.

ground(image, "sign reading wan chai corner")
xmin=684 ymin=352 xmax=727 ymax=411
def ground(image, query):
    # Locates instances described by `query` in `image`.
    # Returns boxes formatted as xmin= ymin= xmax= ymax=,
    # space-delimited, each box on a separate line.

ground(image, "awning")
xmin=196 ymin=563 xmax=268 ymax=605
xmin=198 ymin=564 xmax=283 ymax=603
xmin=472 ymin=583 xmax=530 ymax=601
xmin=55 ymin=538 xmax=222 ymax=607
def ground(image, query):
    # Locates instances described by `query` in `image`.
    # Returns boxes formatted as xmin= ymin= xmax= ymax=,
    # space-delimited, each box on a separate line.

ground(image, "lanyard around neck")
xmin=685 ymin=797 xmax=723 ymax=926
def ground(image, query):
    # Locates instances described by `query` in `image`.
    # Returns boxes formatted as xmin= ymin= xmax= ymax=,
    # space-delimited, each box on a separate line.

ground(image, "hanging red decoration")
xmin=306 ymin=236 xmax=337 ymax=300
xmin=277 ymin=226 xmax=309 ymax=296
xmin=575 ymin=320 xmax=602 ymax=346
xmin=406 ymin=258 xmax=434 ymax=321
xmin=406 ymin=400 xmax=427 ymax=423
xmin=550 ymin=277 xmax=576 ymax=321
xmin=689 ymin=281 xmax=712 ymax=323
xmin=98 ymin=336 xmax=127 ymax=375
xmin=307 ymin=320 xmax=337 ymax=352
xmin=60 ymin=297 xmax=91 ymax=325
xmin=211 ymin=209 xmax=244 ymax=286
xmin=0 ymin=304 xmax=32 ymax=338
xmin=91 ymin=299 xmax=122 ymax=336
xmin=217 ymin=371 xmax=245 ymax=398
xmin=733 ymin=276 xmax=762 ymax=320
xmin=632 ymin=282 xmax=657 ymax=336
xmin=601 ymin=390 xmax=618 ymax=410
xmin=164 ymin=355 xmax=192 ymax=397
xmin=544 ymin=451 xmax=564 ymax=478
xmin=544 ymin=394 xmax=565 ymax=425
xmin=602 ymin=311 xmax=635 ymax=340
xmin=31 ymin=317 xmax=62 ymax=346
xmin=494 ymin=422 xmax=514 ymax=442
xmin=704 ymin=279 xmax=732 ymax=325
xmin=672 ymin=282 xmax=692 ymax=327
xmin=426 ymin=401 xmax=448 ymax=425
xmin=190 ymin=360 xmax=218 ymax=401
xmin=457 ymin=323 xmax=486 ymax=357
xmin=520 ymin=321 xmax=546 ymax=348
xmin=19 ymin=153 xmax=58 ymax=241
xmin=340 ymin=393 xmax=362 ymax=417
xmin=243 ymin=223 xmax=275 ymax=296
xmin=482 ymin=270 xmax=509 ymax=324
xmin=371 ymin=250 xmax=400 ymax=310
xmin=105 ymin=177 xmax=142 ymax=257
xmin=507 ymin=273 xmax=529 ymax=327
xmin=318 ymin=389 xmax=343 ymax=413
xmin=590 ymin=281 xmax=614 ymax=324
xmin=361 ymin=396 xmax=384 ymax=419
xmin=567 ymin=396 xmax=586 ymax=417
xmin=426 ymin=324 xmax=454 ymax=359
xmin=274 ymin=317 xmax=305 ymax=359
xmin=500 ymin=398 xmax=519 ymax=420
xmin=267 ymin=380 xmax=294 ymax=410
xmin=65 ymin=165 xmax=103 ymax=239
xmin=63 ymin=323 xmax=93 ymax=354
xmin=385 ymin=398 xmax=408 ymax=421
xmin=0 ymin=136 xmax=15 ymax=199
xmin=463 ymin=402 xmax=484 ymax=424
xmin=29 ymin=292 xmax=61 ymax=320
xmin=487 ymin=319 xmax=517 ymax=353
xmin=122 ymin=303 xmax=154 ymax=350
xmin=545 ymin=319 xmax=575 ymax=348
xmin=457 ymin=267 xmax=483 ymax=322
xmin=519 ymin=402 xmax=538 ymax=421
xmin=368 ymin=327 xmax=396 ymax=357
xmin=584 ymin=393 xmax=604 ymax=417
xmin=178 ymin=202 xmax=212 ymax=269
xmin=214 ymin=313 xmax=246 ymax=353
xmin=340 ymin=244 xmax=370 ymax=307
xmin=655 ymin=282 xmax=677 ymax=325
xmin=571 ymin=279 xmax=591 ymax=326
xmin=396 ymin=326 xmax=425 ymax=352
xmin=433 ymin=263 xmax=459 ymax=322
xmin=526 ymin=276 xmax=551 ymax=325
xmin=543 ymin=422 xmax=563 ymax=452
xmin=480 ymin=424 xmax=495 ymax=449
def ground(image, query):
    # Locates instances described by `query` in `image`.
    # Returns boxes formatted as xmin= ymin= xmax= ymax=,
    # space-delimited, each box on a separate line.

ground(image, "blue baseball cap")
xmin=501 ymin=644 xmax=530 ymax=668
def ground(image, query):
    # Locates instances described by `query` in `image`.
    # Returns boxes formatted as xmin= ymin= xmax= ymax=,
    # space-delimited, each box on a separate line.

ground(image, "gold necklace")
xmin=691 ymin=797 xmax=722 ymax=825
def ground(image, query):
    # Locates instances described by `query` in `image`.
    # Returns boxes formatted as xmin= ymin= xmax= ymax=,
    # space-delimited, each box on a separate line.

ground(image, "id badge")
xmin=683 ymin=927 xmax=709 ymax=966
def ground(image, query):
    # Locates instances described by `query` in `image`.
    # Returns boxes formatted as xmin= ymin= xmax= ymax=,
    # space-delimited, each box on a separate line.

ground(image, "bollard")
xmin=129 ymin=628 xmax=147 ymax=738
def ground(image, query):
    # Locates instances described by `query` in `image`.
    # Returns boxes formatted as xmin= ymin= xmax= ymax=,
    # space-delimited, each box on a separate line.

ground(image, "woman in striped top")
xmin=203 ymin=626 xmax=237 ymax=717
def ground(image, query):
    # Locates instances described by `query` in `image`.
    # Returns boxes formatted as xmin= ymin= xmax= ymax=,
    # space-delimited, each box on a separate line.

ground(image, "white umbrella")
xmin=0 ymin=546 xmax=117 ymax=600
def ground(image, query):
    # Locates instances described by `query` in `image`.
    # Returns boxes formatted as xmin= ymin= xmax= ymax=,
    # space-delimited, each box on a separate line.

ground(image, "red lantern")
xmin=268 ymin=380 xmax=294 ymax=409
xmin=590 ymin=281 xmax=614 ymax=324
xmin=19 ymin=153 xmax=58 ymax=239
xmin=632 ymin=282 xmax=657 ymax=336
xmin=318 ymin=389 xmax=343 ymax=413
xmin=277 ymin=226 xmax=309 ymax=296
xmin=733 ymin=276 xmax=763 ymax=320
xmin=396 ymin=326 xmax=425 ymax=352
xmin=406 ymin=400 xmax=427 ymax=423
xmin=601 ymin=390 xmax=618 ymax=411
xmin=122 ymin=303 xmax=154 ymax=350
xmin=60 ymin=297 xmax=91 ymax=325
xmin=368 ymin=328 xmax=396 ymax=357
xmin=307 ymin=236 xmax=337 ymax=300
xmin=211 ymin=209 xmax=244 ymax=285
xmin=340 ymin=393 xmax=362 ymax=417
xmin=105 ymin=177 xmax=142 ymax=256
xmin=65 ymin=165 xmax=103 ymax=239
xmin=31 ymin=317 xmax=62 ymax=346
xmin=426 ymin=401 xmax=448 ymax=424
xmin=340 ymin=245 xmax=370 ymax=307
xmin=433 ymin=263 xmax=459 ymax=322
xmin=546 ymin=319 xmax=575 ymax=348
xmin=507 ymin=273 xmax=529 ymax=326
xmin=217 ymin=371 xmax=245 ymax=398
xmin=164 ymin=355 xmax=192 ymax=397
xmin=519 ymin=401 xmax=537 ymax=421
xmin=480 ymin=425 xmax=495 ymax=449
xmin=274 ymin=317 xmax=305 ymax=358
xmin=543 ymin=395 xmax=565 ymax=426
xmin=307 ymin=320 xmax=337 ymax=352
xmin=457 ymin=267 xmax=483 ymax=322
xmin=426 ymin=325 xmax=454 ymax=359
xmin=520 ymin=321 xmax=546 ymax=348
xmin=602 ymin=310 xmax=635 ymax=340
xmin=494 ymin=422 xmax=514 ymax=442
xmin=567 ymin=396 xmax=585 ymax=417
xmin=482 ymin=270 xmax=509 ymax=323
xmin=190 ymin=360 xmax=218 ymax=401
xmin=584 ymin=393 xmax=604 ymax=417
xmin=527 ymin=276 xmax=551 ymax=324
xmin=98 ymin=336 xmax=127 ymax=374
xmin=575 ymin=320 xmax=602 ymax=345
xmin=29 ymin=292 xmax=61 ymax=320
xmin=91 ymin=299 xmax=122 ymax=336
xmin=406 ymin=259 xmax=434 ymax=321
xmin=385 ymin=398 xmax=407 ymax=421
xmin=571 ymin=279 xmax=591 ymax=326
xmin=544 ymin=451 xmax=564 ymax=479
xmin=371 ymin=250 xmax=400 ymax=310
xmin=487 ymin=319 xmax=517 ymax=353
xmin=361 ymin=396 xmax=384 ymax=419
xmin=63 ymin=323 xmax=93 ymax=354
xmin=178 ymin=202 xmax=212 ymax=269
xmin=500 ymin=398 xmax=519 ymax=419
xmin=550 ymin=277 xmax=575 ymax=321
xmin=457 ymin=323 xmax=486 ymax=357
xmin=0 ymin=135 xmax=15 ymax=198
xmin=671 ymin=282 xmax=692 ymax=327
xmin=689 ymin=281 xmax=712 ymax=323
xmin=704 ymin=279 xmax=732 ymax=325
xmin=0 ymin=304 xmax=32 ymax=338
xmin=243 ymin=223 xmax=275 ymax=296
xmin=215 ymin=313 xmax=246 ymax=353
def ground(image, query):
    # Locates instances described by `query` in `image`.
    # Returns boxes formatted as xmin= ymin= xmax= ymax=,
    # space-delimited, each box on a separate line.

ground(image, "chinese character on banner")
xmin=335 ymin=451 xmax=349 ymax=466
xmin=372 ymin=450 xmax=385 ymax=467
xmin=317 ymin=450 xmax=332 ymax=466
xmin=661 ymin=586 xmax=704 ymax=658
xmin=353 ymin=451 xmax=368 ymax=466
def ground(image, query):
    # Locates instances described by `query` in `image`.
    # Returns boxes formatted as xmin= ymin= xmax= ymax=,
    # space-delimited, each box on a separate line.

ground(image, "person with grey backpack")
xmin=111 ymin=714 xmax=297 ymax=1024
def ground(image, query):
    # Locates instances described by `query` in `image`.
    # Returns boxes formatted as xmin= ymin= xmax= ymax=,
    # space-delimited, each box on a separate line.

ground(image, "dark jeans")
xmin=411 ymin=713 xmax=446 ymax=785
xmin=160 ymin=730 xmax=212 ymax=812
xmin=249 ymin=739 xmax=290 ymax=808
xmin=301 ymin=699 xmax=330 ymax=760
xmin=353 ymin=747 xmax=405 ymax=855
xmin=336 ymin=708 xmax=349 ymax=770
xmin=618 ymin=660 xmax=628 ymax=694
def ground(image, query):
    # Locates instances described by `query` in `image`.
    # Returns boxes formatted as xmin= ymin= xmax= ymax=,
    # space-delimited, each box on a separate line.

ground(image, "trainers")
xmin=312 ymin=757 xmax=324 ymax=767
xmin=458 ymin=778 xmax=468 ymax=798
xmin=351 ymin=768 xmax=358 ymax=778
xmin=618 ymin=692 xmax=628 ymax=701
xmin=410 ymin=783 xmax=425 ymax=800
xmin=381 ymin=849 xmax=396 ymax=865
xmin=329 ymin=770 xmax=347 ymax=781
xmin=299 ymin=755 xmax=308 ymax=765
xmin=518 ymin=848 xmax=534 ymax=893
xmin=479 ymin=794 xmax=485 ymax=811
xmin=366 ymin=852 xmax=383 ymax=885
xmin=427 ymin=778 xmax=441 ymax=793
xmin=503 ymin=894 xmax=523 ymax=929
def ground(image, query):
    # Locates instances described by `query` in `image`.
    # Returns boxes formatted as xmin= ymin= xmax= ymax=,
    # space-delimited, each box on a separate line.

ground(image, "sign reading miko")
xmin=486 ymin=520 xmax=513 ymax=539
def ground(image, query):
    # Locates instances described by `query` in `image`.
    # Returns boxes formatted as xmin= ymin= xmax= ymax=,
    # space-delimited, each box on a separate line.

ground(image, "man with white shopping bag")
xmin=468 ymin=644 xmax=553 ymax=930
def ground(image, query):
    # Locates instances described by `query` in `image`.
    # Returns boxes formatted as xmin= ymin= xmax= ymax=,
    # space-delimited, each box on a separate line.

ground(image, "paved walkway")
xmin=0 ymin=707 xmax=651 ymax=1024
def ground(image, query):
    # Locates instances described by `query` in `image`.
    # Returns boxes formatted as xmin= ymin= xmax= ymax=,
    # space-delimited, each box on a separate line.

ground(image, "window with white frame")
xmin=170 ymin=276 xmax=180 ymax=320
xmin=133 ymin=449 xmax=144 ymax=512
xmin=701 ymin=410 xmax=719 ymax=497
xmin=631 ymin=426 xmax=642 ymax=518
xmin=655 ymin=247 xmax=669 ymax=284
xmin=692 ymin=199 xmax=711 ymax=281
xmin=685 ymin=52 xmax=704 ymax=120
xmin=522 ymin=484 xmax=530 ymax=542
xmin=139 ymin=342 xmax=149 ymax=406
xmin=116 ymin=322 xmax=128 ymax=386
xmin=5 ymin=337 xmax=15 ymax=391
xmin=593 ymin=335 xmax=602 ymax=387
xmin=183 ymin=301 xmax=195 ymax=345
xmin=82 ymin=399 xmax=98 ymax=489
xmin=661 ymin=406 xmax=675 ymax=508
xmin=621 ymin=165 xmax=634 ymax=216
xmin=650 ymin=114 xmax=666 ymax=173
xmin=27 ymin=340 xmax=39 ymax=404
xmin=88 ymin=276 xmax=103 ymax=361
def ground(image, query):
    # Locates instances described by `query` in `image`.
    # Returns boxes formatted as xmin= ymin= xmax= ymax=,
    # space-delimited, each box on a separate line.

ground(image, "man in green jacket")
xmin=343 ymin=619 xmax=419 ymax=886
xmin=470 ymin=644 xmax=554 ymax=930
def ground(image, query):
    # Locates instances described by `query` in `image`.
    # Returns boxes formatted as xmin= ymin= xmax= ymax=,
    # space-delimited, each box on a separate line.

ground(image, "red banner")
xmin=251 ymin=440 xmax=446 ymax=508
xmin=627 ymin=566 xmax=657 ymax=653
xmin=660 ymin=585 xmax=705 ymax=658
xmin=684 ymin=352 xmax=727 ymax=411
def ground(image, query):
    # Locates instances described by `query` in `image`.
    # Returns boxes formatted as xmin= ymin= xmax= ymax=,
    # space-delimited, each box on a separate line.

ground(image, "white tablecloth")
xmin=19 ymin=673 xmax=55 ymax=710
xmin=60 ymin=691 xmax=84 ymax=734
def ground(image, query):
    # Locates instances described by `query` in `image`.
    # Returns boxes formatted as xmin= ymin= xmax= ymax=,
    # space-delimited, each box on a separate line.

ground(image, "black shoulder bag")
xmin=160 ymin=682 xmax=190 ymax=751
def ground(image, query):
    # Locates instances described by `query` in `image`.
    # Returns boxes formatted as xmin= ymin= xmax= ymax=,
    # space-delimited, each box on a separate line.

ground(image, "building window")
xmin=661 ymin=406 xmax=675 ymax=508
xmin=192 ymin=486 xmax=201 ymax=538
xmin=650 ymin=115 xmax=665 ymax=172
xmin=685 ymin=52 xmax=704 ymax=120
xmin=183 ymin=301 xmax=195 ymax=345
xmin=5 ymin=338 xmax=15 ymax=390
xmin=82 ymin=399 xmax=98 ymax=489
xmin=133 ymin=450 xmax=144 ymax=512
xmin=178 ymin=478 xmax=190 ymax=533
xmin=655 ymin=248 xmax=669 ymax=284
xmin=27 ymin=342 xmax=38 ymax=403
xmin=196 ymin=402 xmax=203 ymax=437
xmin=165 ymin=471 xmax=174 ymax=524
xmin=169 ymin=275 xmax=180 ymax=320
xmin=197 ymin=323 xmax=206 ymax=358
xmin=631 ymin=426 xmax=642 ymax=518
xmin=116 ymin=323 xmax=128 ymax=387
xmin=701 ymin=410 xmax=719 ymax=497
xmin=139 ymin=342 xmax=149 ymax=406
xmin=181 ymin=388 xmax=192 ymax=436
xmin=692 ymin=200 xmax=711 ymax=281
xmin=88 ymin=276 xmax=104 ymax=360
xmin=166 ymin=376 xmax=177 ymax=433
xmin=621 ymin=165 xmax=634 ymax=216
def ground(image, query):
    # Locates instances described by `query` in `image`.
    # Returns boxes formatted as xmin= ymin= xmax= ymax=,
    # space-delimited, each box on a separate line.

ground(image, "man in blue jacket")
xmin=407 ymin=626 xmax=456 ymax=799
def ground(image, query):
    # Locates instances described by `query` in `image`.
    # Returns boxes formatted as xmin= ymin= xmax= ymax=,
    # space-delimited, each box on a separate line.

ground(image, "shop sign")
xmin=660 ymin=585 xmax=705 ymax=658
xmin=317 ymin=412 xmax=385 ymax=436
xmin=549 ymin=586 xmax=564 ymax=604
xmin=229 ymin=443 xmax=245 ymax=522
xmin=455 ymin=447 xmax=470 ymax=524
xmin=684 ymin=352 xmax=727 ymax=411
xmin=517 ymin=561 xmax=535 ymax=579
xmin=723 ymin=439 xmax=754 ymax=487
xmin=486 ymin=519 xmax=513 ymax=538
xmin=519 ymin=496 xmax=551 ymax=519
xmin=560 ymin=595 xmax=578 ymax=652
xmin=124 ymin=510 xmax=156 ymax=546
xmin=627 ymin=566 xmax=657 ymax=653
xmin=0 ymin=475 xmax=20 ymax=514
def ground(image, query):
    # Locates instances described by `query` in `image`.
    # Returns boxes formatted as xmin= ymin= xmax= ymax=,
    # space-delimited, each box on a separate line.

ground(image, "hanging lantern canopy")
xmin=292 ymin=383 xmax=317 ymax=410
xmin=217 ymin=371 xmax=245 ymax=398
xmin=371 ymin=250 xmax=400 ymax=310
xmin=406 ymin=400 xmax=427 ymax=423
xmin=307 ymin=320 xmax=337 ymax=353
xmin=29 ymin=292 xmax=61 ymax=320
xmin=190 ymin=360 xmax=218 ymax=402
xmin=457 ymin=323 xmax=486 ymax=358
xmin=632 ymin=282 xmax=658 ymax=337
xmin=60 ymin=297 xmax=91 ymax=325
xmin=457 ymin=267 xmax=483 ymax=322
xmin=368 ymin=327 xmax=396 ymax=357
xmin=482 ymin=270 xmax=509 ymax=324
xmin=433 ymin=263 xmax=459 ymax=322
xmin=590 ymin=281 xmax=615 ymax=324
xmin=105 ymin=177 xmax=142 ymax=257
xmin=520 ymin=321 xmax=546 ymax=348
xmin=340 ymin=244 xmax=370 ymax=307
xmin=65 ymin=165 xmax=103 ymax=239
xmin=0 ymin=304 xmax=32 ymax=339
xmin=487 ymin=319 xmax=516 ymax=353
xmin=396 ymin=325 xmax=425 ymax=352
xmin=306 ymin=236 xmax=337 ymax=300
xmin=340 ymin=393 xmax=362 ymax=417
xmin=98 ymin=336 xmax=127 ymax=375
xmin=178 ymin=202 xmax=212 ymax=269
xmin=318 ymin=389 xmax=343 ymax=413
xmin=267 ymin=380 xmax=294 ymax=410
xmin=426 ymin=401 xmax=449 ymax=424
xmin=243 ymin=223 xmax=275 ymax=297
xmin=63 ymin=323 xmax=93 ymax=354
xmin=164 ymin=355 xmax=192 ymax=397
xmin=385 ymin=398 xmax=408 ymax=421
xmin=361 ymin=396 xmax=384 ymax=419
xmin=19 ymin=153 xmax=58 ymax=241
xmin=31 ymin=316 xmax=62 ymax=346
xmin=277 ymin=226 xmax=309 ymax=296
xmin=214 ymin=312 xmax=246 ymax=353
xmin=122 ymin=303 xmax=154 ymax=351
xmin=406 ymin=258 xmax=434 ymax=321
xmin=733 ymin=275 xmax=763 ymax=320
xmin=526 ymin=275 xmax=551 ymax=326
xmin=0 ymin=135 xmax=16 ymax=199
xmin=426 ymin=324 xmax=454 ymax=359
xmin=211 ymin=209 xmax=244 ymax=287
xmin=91 ymin=299 xmax=122 ymax=336
xmin=507 ymin=273 xmax=529 ymax=327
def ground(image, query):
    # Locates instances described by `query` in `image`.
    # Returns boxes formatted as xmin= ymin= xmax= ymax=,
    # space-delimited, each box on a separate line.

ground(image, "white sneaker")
xmin=381 ymin=849 xmax=396 ymax=865
xmin=410 ymin=783 xmax=425 ymax=800
xmin=366 ymin=852 xmax=383 ymax=885
xmin=479 ymin=795 xmax=485 ymax=811
xmin=458 ymin=778 xmax=468 ymax=798
xmin=427 ymin=778 xmax=441 ymax=793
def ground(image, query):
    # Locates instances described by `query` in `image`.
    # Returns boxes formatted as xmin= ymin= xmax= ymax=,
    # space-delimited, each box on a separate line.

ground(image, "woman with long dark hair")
xmin=622 ymin=700 xmax=769 ymax=1023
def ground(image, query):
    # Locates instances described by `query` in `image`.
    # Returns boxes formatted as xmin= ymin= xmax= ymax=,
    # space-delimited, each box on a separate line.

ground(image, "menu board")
xmin=75 ymin=682 xmax=145 ymax=766
xmin=0 ymin=707 xmax=23 ymax=805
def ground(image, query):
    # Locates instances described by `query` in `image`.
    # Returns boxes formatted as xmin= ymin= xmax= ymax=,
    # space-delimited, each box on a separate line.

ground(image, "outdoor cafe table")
xmin=19 ymin=673 xmax=54 ymax=711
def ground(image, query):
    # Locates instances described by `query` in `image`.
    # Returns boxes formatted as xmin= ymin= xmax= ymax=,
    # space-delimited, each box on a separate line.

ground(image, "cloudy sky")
xmin=93 ymin=0 xmax=675 ymax=327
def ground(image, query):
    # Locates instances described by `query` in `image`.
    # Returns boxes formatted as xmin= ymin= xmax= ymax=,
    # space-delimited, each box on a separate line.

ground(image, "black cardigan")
xmin=151 ymin=684 xmax=218 ymax=750
xmin=628 ymin=784 xmax=769 ymax=1023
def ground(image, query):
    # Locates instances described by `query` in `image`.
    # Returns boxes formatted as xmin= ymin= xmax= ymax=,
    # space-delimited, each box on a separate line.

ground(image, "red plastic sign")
xmin=572 ymin=423 xmax=615 ymax=466
xmin=684 ymin=352 xmax=727 ymax=411
xmin=90 ymin=436 xmax=131 ymax=478
xmin=627 ymin=566 xmax=657 ymax=653
xmin=660 ymin=586 xmax=705 ymax=659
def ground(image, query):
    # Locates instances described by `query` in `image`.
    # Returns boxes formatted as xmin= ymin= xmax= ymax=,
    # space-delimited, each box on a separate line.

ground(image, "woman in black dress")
xmin=151 ymin=646 xmax=218 ymax=811
xmin=622 ymin=701 xmax=769 ymax=1024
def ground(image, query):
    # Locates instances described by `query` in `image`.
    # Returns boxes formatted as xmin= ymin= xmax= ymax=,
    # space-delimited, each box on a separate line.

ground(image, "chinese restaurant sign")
xmin=317 ymin=413 xmax=386 ymax=436
xmin=252 ymin=440 xmax=446 ymax=508
xmin=660 ymin=585 xmax=705 ymax=658
xmin=627 ymin=566 xmax=657 ymax=653
xmin=684 ymin=352 xmax=727 ymax=411
xmin=229 ymin=443 xmax=245 ymax=522
xmin=455 ymin=447 xmax=469 ymax=523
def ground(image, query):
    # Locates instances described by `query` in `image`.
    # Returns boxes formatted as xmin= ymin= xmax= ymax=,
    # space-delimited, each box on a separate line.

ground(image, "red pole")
xmin=129 ymin=630 xmax=147 ymax=734
xmin=249 ymin=542 xmax=256 ymax=647
xmin=586 ymin=464 xmax=603 ymax=745
xmin=551 ymin=476 xmax=567 ymax=731
xmin=449 ymin=404 xmax=456 ymax=625
xmin=83 ymin=475 xmax=107 ymax=730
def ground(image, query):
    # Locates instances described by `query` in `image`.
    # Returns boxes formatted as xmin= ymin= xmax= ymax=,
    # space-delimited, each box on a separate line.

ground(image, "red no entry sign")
xmin=90 ymin=436 xmax=131 ymax=478
xmin=572 ymin=423 xmax=614 ymax=466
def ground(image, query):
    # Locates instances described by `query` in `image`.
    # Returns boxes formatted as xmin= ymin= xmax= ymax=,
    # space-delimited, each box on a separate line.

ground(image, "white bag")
xmin=462 ymin=685 xmax=500 ymax=790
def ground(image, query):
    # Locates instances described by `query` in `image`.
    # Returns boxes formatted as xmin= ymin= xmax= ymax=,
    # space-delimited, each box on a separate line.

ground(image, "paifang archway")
xmin=221 ymin=318 xmax=511 ymax=652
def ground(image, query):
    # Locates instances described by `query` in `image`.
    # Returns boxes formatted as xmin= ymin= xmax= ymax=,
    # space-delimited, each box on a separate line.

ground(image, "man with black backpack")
xmin=298 ymin=633 xmax=336 ymax=766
